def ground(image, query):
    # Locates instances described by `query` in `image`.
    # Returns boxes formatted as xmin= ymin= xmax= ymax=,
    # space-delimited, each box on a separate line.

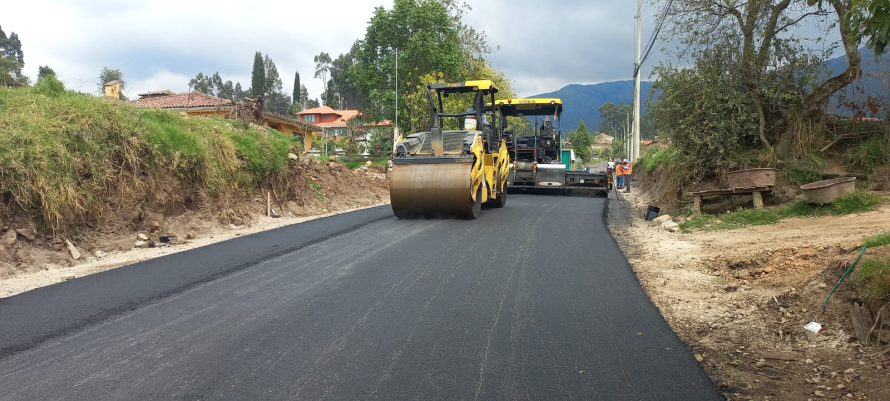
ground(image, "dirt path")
xmin=609 ymin=191 xmax=890 ymax=400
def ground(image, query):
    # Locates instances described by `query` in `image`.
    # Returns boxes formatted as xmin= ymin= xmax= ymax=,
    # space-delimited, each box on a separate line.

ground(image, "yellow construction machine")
xmin=390 ymin=80 xmax=510 ymax=219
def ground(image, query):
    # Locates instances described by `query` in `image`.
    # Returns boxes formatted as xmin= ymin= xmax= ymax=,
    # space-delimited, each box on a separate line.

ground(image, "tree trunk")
xmin=751 ymin=92 xmax=772 ymax=150
xmin=776 ymin=0 xmax=860 ymax=159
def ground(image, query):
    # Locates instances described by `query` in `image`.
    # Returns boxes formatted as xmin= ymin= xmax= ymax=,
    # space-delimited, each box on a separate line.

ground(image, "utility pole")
xmin=393 ymin=48 xmax=399 ymax=155
xmin=632 ymin=0 xmax=642 ymax=161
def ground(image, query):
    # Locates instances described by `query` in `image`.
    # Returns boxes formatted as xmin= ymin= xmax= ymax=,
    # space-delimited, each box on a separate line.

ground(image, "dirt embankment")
xmin=0 ymin=159 xmax=390 ymax=297
xmin=610 ymin=191 xmax=890 ymax=400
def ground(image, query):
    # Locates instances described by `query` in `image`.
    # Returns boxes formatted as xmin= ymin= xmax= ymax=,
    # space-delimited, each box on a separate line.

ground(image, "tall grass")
xmin=843 ymin=135 xmax=890 ymax=173
xmin=0 ymin=86 xmax=295 ymax=231
xmin=856 ymin=258 xmax=890 ymax=305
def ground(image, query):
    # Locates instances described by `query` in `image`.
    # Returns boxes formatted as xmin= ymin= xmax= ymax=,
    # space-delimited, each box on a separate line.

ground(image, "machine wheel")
xmin=467 ymin=186 xmax=482 ymax=219
xmin=492 ymin=190 xmax=507 ymax=208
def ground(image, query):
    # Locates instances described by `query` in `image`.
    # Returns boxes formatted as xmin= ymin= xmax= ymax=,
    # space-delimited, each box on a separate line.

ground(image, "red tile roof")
xmin=130 ymin=92 xmax=234 ymax=109
xmin=296 ymin=105 xmax=337 ymax=115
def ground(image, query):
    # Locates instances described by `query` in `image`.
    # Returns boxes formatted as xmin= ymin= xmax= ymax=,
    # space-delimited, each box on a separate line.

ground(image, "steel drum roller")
xmin=390 ymin=163 xmax=481 ymax=219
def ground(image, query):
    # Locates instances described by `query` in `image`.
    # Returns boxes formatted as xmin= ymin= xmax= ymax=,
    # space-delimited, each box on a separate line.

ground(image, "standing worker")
xmin=615 ymin=160 xmax=625 ymax=189
xmin=623 ymin=159 xmax=633 ymax=193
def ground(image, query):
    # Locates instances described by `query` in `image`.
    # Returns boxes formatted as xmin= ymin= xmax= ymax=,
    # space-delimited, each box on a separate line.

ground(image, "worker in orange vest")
xmin=615 ymin=160 xmax=625 ymax=189
xmin=623 ymin=159 xmax=633 ymax=193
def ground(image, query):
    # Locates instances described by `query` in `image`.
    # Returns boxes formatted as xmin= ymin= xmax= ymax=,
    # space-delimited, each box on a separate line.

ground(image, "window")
xmin=304 ymin=115 xmax=316 ymax=123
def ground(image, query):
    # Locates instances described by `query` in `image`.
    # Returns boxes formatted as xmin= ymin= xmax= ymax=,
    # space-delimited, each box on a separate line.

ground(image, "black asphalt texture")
xmin=0 ymin=196 xmax=723 ymax=400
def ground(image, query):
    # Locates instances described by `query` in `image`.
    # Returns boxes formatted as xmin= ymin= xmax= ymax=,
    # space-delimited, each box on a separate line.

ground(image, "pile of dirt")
xmin=611 ymin=191 xmax=890 ymax=400
xmin=0 ymin=158 xmax=389 ymax=282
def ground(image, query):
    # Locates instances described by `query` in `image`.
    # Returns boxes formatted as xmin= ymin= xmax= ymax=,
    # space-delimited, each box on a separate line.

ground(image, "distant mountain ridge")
xmin=529 ymin=81 xmax=656 ymax=133
xmin=532 ymin=48 xmax=887 ymax=134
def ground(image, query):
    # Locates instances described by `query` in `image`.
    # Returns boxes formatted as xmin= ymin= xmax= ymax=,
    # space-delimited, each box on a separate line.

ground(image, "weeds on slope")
xmin=0 ymin=84 xmax=295 ymax=231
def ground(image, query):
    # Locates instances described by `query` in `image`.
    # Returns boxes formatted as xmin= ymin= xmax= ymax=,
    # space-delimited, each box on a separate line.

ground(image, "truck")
xmin=490 ymin=98 xmax=610 ymax=196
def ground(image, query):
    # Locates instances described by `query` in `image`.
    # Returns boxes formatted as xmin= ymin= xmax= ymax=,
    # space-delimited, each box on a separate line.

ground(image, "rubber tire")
xmin=492 ymin=190 xmax=507 ymax=208
xmin=468 ymin=186 xmax=482 ymax=219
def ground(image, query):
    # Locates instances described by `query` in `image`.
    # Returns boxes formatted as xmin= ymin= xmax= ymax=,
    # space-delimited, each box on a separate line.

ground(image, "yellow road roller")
xmin=390 ymin=80 xmax=510 ymax=219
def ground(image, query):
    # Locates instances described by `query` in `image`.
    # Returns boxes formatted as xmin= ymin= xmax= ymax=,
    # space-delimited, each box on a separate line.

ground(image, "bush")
xmin=639 ymin=147 xmax=676 ymax=173
xmin=34 ymin=74 xmax=65 ymax=96
xmin=843 ymin=135 xmax=890 ymax=173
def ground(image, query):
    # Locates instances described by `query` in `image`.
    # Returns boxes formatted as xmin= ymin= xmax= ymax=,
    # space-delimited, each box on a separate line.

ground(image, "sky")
xmin=4 ymin=0 xmax=837 ymax=101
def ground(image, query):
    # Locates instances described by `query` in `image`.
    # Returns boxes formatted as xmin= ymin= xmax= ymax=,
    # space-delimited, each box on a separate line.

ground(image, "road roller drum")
xmin=390 ymin=163 xmax=480 ymax=219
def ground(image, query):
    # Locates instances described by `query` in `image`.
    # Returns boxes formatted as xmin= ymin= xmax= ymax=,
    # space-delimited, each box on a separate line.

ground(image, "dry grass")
xmin=0 ymin=85 xmax=295 ymax=232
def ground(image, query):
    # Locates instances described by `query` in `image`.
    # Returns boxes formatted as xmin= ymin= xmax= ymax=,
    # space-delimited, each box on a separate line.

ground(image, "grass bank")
xmin=0 ymin=80 xmax=295 ymax=231
xmin=680 ymin=191 xmax=884 ymax=232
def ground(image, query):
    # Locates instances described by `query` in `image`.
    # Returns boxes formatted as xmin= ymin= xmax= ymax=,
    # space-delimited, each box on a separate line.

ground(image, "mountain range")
xmin=533 ymin=47 xmax=886 ymax=132
xmin=530 ymin=81 xmax=656 ymax=133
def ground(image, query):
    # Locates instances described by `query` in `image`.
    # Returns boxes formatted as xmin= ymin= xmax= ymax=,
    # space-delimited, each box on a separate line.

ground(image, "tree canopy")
xmin=0 ymin=26 xmax=27 ymax=86
xmin=97 ymin=67 xmax=126 ymax=99
xmin=250 ymin=51 xmax=265 ymax=98
xmin=570 ymin=120 xmax=593 ymax=163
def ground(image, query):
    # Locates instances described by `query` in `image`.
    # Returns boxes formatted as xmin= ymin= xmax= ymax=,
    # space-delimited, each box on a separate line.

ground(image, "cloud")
xmin=127 ymin=70 xmax=193 ymax=98
xmin=8 ymin=0 xmax=380 ymax=98
xmin=7 ymin=0 xmax=845 ymax=102
xmin=465 ymin=0 xmax=670 ymax=96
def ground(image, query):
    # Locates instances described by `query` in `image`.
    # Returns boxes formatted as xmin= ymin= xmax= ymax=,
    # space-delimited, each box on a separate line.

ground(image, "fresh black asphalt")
xmin=0 ymin=196 xmax=723 ymax=400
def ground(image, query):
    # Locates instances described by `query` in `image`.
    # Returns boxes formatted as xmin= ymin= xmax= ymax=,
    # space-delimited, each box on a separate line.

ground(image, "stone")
xmin=61 ymin=273 xmax=76 ymax=281
xmin=329 ymin=162 xmax=337 ymax=169
xmin=661 ymin=221 xmax=681 ymax=232
xmin=134 ymin=240 xmax=150 ymax=249
xmin=44 ymin=263 xmax=62 ymax=270
xmin=806 ymin=359 xmax=815 ymax=364
xmin=87 ymin=257 xmax=97 ymax=263
xmin=187 ymin=231 xmax=197 ymax=240
xmin=64 ymin=239 xmax=81 ymax=260
xmin=136 ymin=233 xmax=149 ymax=241
xmin=694 ymin=353 xmax=703 ymax=363
xmin=652 ymin=215 xmax=673 ymax=225
xmin=110 ymin=238 xmax=135 ymax=252
xmin=15 ymin=228 xmax=36 ymax=241
xmin=328 ymin=155 xmax=337 ymax=162
xmin=763 ymin=267 xmax=775 ymax=273
xmin=94 ymin=250 xmax=108 ymax=258
xmin=814 ymin=390 xmax=826 ymax=398
xmin=288 ymin=153 xmax=299 ymax=160
xmin=3 ymin=230 xmax=16 ymax=246
xmin=818 ymin=282 xmax=828 ymax=289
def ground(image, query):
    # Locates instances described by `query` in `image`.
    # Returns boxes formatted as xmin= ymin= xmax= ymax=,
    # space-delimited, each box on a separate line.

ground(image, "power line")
xmin=635 ymin=0 xmax=674 ymax=78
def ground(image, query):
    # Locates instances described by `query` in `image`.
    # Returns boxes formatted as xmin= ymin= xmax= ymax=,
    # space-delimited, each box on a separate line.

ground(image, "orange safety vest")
xmin=623 ymin=163 xmax=633 ymax=175
xmin=615 ymin=163 xmax=624 ymax=176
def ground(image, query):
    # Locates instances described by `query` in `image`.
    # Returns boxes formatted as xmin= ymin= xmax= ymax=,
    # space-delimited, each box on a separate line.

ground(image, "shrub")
xmin=843 ymin=135 xmax=890 ymax=173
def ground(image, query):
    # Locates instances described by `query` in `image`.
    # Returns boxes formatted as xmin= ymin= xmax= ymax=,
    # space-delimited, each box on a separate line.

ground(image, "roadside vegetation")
xmin=679 ymin=192 xmax=883 ymax=232
xmin=0 ymin=76 xmax=296 ymax=231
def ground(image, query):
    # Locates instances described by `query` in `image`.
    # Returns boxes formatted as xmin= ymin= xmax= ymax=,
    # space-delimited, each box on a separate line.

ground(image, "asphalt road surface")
xmin=0 ymin=196 xmax=722 ymax=400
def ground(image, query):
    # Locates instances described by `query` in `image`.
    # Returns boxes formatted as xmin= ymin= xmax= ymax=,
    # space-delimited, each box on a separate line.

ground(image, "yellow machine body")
xmin=390 ymin=81 xmax=509 ymax=219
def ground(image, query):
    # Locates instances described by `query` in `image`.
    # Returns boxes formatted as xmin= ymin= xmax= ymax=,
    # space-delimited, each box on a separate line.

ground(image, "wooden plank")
xmin=693 ymin=196 xmax=702 ymax=215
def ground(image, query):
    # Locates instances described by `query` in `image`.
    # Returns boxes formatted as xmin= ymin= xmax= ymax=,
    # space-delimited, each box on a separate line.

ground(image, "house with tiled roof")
xmin=296 ymin=106 xmax=393 ymax=154
xmin=131 ymin=91 xmax=321 ymax=153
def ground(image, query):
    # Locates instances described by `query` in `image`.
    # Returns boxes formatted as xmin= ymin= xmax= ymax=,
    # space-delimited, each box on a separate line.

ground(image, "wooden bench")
xmin=687 ymin=186 xmax=773 ymax=214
